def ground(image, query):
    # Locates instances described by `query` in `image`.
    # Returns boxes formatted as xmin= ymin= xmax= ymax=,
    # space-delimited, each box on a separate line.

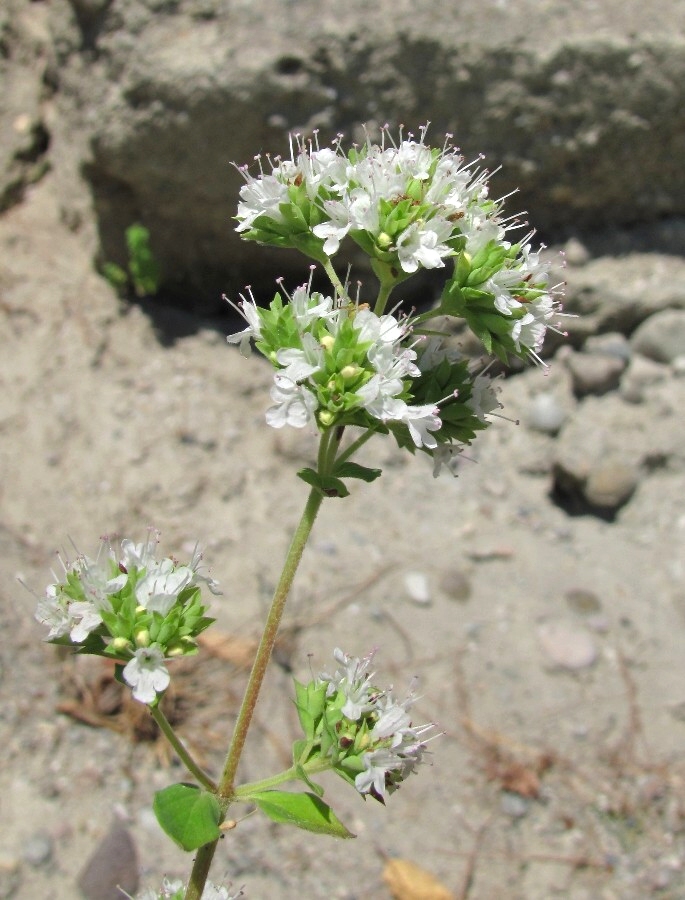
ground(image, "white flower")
xmin=66 ymin=600 xmax=105 ymax=643
xmin=416 ymin=336 xmax=462 ymax=371
xmin=353 ymin=309 xmax=407 ymax=345
xmin=431 ymin=443 xmax=462 ymax=478
xmin=235 ymin=172 xmax=289 ymax=232
xmin=120 ymin=531 xmax=160 ymax=570
xmin=396 ymin=218 xmax=453 ymax=273
xmin=135 ymin=559 xmax=194 ymax=616
xmin=133 ymin=876 xmax=243 ymax=900
xmin=354 ymin=748 xmax=400 ymax=797
xmin=188 ymin=543 xmax=222 ymax=596
xmin=226 ymin=294 xmax=263 ymax=357
xmin=35 ymin=585 xmax=101 ymax=642
xmin=123 ymin=646 xmax=170 ymax=704
xmin=356 ymin=374 xmax=406 ymax=421
xmin=275 ymin=333 xmax=324 ymax=382
xmin=265 ymin=374 xmax=318 ymax=429
xmin=400 ymin=403 xmax=442 ymax=449
xmin=290 ymin=285 xmax=334 ymax=328
xmin=466 ymin=373 xmax=502 ymax=421
xmin=319 ymin=647 xmax=377 ymax=720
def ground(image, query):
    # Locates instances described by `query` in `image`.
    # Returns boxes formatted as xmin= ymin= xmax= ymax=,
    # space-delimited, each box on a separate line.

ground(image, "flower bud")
xmin=111 ymin=636 xmax=131 ymax=653
xmin=340 ymin=364 xmax=361 ymax=380
xmin=166 ymin=644 xmax=185 ymax=658
xmin=318 ymin=410 xmax=336 ymax=428
xmin=135 ymin=628 xmax=151 ymax=648
xmin=320 ymin=335 xmax=335 ymax=351
xmin=377 ymin=232 xmax=392 ymax=250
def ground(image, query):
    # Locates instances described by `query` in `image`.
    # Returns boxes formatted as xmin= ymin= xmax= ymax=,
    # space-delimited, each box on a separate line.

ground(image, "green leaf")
xmin=294 ymin=763 xmax=325 ymax=797
xmin=296 ymin=468 xmax=349 ymax=498
xmin=251 ymin=791 xmax=355 ymax=838
xmin=153 ymin=784 xmax=221 ymax=851
xmin=332 ymin=462 xmax=382 ymax=483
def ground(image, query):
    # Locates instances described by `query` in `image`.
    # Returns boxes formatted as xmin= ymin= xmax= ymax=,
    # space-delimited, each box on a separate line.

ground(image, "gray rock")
xmin=562 ymin=255 xmax=685 ymax=345
xmin=630 ymin=309 xmax=685 ymax=363
xmin=525 ymin=391 xmax=567 ymax=434
xmin=44 ymin=0 xmax=685 ymax=305
xmin=584 ymin=460 xmax=640 ymax=511
xmin=20 ymin=831 xmax=53 ymax=868
xmin=500 ymin=791 xmax=530 ymax=819
xmin=584 ymin=332 xmax=631 ymax=362
xmin=620 ymin=354 xmax=669 ymax=403
xmin=77 ymin=823 xmax=139 ymax=900
xmin=565 ymin=350 xmax=626 ymax=397
xmin=537 ymin=620 xmax=598 ymax=670
xmin=552 ymin=389 xmax=685 ymax=515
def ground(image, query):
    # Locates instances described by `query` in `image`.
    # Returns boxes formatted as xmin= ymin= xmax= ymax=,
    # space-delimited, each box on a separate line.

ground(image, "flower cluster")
xmin=228 ymin=281 xmax=494 ymax=467
xmin=294 ymin=648 xmax=437 ymax=802
xmin=235 ymin=126 xmax=494 ymax=277
xmin=134 ymin=878 xmax=243 ymax=900
xmin=35 ymin=531 xmax=219 ymax=704
xmin=234 ymin=126 xmax=563 ymax=365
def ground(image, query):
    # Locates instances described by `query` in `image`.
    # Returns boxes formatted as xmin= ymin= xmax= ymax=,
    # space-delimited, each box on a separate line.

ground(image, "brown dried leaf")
xmin=497 ymin=760 xmax=541 ymax=798
xmin=383 ymin=858 xmax=454 ymax=900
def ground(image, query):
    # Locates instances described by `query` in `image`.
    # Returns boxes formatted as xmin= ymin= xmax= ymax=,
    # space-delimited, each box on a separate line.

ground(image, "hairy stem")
xmin=321 ymin=257 xmax=350 ymax=301
xmin=150 ymin=706 xmax=217 ymax=792
xmin=184 ymin=429 xmax=343 ymax=899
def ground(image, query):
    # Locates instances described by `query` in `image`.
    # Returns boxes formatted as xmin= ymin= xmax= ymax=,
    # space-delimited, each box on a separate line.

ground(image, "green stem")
xmin=150 ymin=706 xmax=217 ymax=792
xmin=321 ymin=257 xmax=350 ymax=301
xmin=373 ymin=277 xmax=396 ymax=317
xmin=234 ymin=765 xmax=299 ymax=797
xmin=216 ymin=484 xmax=325 ymax=796
xmin=334 ymin=426 xmax=377 ymax=467
xmin=184 ymin=428 xmax=343 ymax=900
xmin=234 ymin=756 xmax=336 ymax=799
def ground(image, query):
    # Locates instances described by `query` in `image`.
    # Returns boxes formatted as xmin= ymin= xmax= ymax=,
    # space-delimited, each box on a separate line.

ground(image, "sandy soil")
xmin=1 ymin=172 xmax=685 ymax=900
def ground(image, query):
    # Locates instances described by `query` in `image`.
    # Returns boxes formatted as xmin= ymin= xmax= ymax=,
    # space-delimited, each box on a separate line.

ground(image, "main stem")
xmin=184 ymin=461 xmax=331 ymax=899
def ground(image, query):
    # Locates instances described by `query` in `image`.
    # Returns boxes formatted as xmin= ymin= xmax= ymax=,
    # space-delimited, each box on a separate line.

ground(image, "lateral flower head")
xmin=294 ymin=648 xmax=439 ymax=803
xmin=34 ymin=532 xmax=218 ymax=705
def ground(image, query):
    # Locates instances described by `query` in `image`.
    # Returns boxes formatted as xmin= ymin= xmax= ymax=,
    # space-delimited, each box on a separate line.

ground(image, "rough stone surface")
xmin=565 ymin=349 xmax=626 ymax=397
xmin=0 ymin=0 xmax=52 ymax=211
xmin=41 ymin=0 xmax=685 ymax=304
xmin=560 ymin=254 xmax=685 ymax=346
xmin=630 ymin=308 xmax=685 ymax=363
xmin=584 ymin=460 xmax=640 ymax=512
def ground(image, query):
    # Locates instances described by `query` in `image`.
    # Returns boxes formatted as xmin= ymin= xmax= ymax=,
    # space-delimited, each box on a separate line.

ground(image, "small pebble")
xmin=21 ymin=831 xmax=53 ymax=867
xmin=500 ymin=791 xmax=530 ymax=818
xmin=404 ymin=571 xmax=431 ymax=605
xmin=439 ymin=568 xmax=472 ymax=603
xmin=584 ymin=461 xmax=639 ymax=511
xmin=565 ymin=588 xmax=601 ymax=615
xmin=526 ymin=391 xmax=567 ymax=434
xmin=566 ymin=351 xmax=625 ymax=397
xmin=537 ymin=620 xmax=598 ymax=670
